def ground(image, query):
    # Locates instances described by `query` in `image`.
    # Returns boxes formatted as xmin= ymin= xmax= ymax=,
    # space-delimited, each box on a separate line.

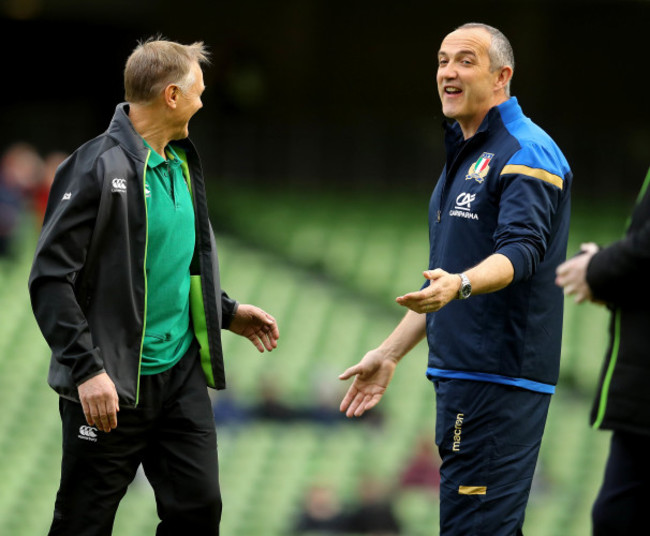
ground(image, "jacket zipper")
xmin=439 ymin=137 xmax=474 ymax=223
xmin=136 ymin=151 xmax=152 ymax=406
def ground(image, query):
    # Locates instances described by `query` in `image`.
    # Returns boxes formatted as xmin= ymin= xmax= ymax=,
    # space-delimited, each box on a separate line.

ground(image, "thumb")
xmin=424 ymin=268 xmax=446 ymax=281
xmin=339 ymin=364 xmax=363 ymax=380
xmin=423 ymin=269 xmax=438 ymax=280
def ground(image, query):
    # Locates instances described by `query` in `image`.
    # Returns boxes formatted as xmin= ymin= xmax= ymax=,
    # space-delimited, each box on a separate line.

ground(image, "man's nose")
xmin=439 ymin=64 xmax=456 ymax=79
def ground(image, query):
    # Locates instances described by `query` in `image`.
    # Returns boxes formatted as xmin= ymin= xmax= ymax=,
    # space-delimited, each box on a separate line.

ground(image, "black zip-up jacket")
xmin=587 ymin=167 xmax=650 ymax=434
xmin=29 ymin=103 xmax=237 ymax=407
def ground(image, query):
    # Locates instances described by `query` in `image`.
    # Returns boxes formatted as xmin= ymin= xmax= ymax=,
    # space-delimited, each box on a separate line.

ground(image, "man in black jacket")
xmin=29 ymin=38 xmax=279 ymax=535
xmin=556 ymin=167 xmax=650 ymax=535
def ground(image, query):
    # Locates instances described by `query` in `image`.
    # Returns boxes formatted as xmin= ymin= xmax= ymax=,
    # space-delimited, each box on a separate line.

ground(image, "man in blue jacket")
xmin=340 ymin=23 xmax=572 ymax=535
xmin=29 ymin=38 xmax=279 ymax=535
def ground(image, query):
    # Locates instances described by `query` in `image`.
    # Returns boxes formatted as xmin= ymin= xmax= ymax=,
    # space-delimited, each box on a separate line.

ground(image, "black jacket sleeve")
xmin=28 ymin=152 xmax=105 ymax=385
xmin=586 ymin=189 xmax=650 ymax=306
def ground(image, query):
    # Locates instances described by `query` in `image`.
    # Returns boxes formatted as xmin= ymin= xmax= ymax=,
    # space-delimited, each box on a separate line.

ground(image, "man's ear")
xmin=164 ymin=84 xmax=181 ymax=109
xmin=495 ymin=66 xmax=513 ymax=92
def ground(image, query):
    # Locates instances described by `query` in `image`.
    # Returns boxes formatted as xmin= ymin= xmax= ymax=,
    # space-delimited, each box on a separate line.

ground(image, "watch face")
xmin=460 ymin=285 xmax=471 ymax=299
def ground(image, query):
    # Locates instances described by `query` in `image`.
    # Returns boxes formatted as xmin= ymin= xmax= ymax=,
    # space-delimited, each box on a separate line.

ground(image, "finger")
xmin=90 ymin=410 xmax=105 ymax=432
xmin=99 ymin=413 xmax=111 ymax=433
xmin=339 ymin=386 xmax=357 ymax=413
xmin=94 ymin=400 xmax=111 ymax=432
xmin=351 ymin=392 xmax=380 ymax=418
xmin=262 ymin=331 xmax=277 ymax=352
xmin=339 ymin=364 xmax=363 ymax=381
xmin=107 ymin=398 xmax=119 ymax=430
xmin=263 ymin=313 xmax=277 ymax=326
xmin=563 ymin=283 xmax=576 ymax=296
xmin=423 ymin=269 xmax=444 ymax=280
xmin=81 ymin=400 xmax=94 ymax=427
xmin=268 ymin=322 xmax=280 ymax=340
xmin=397 ymin=289 xmax=426 ymax=302
xmin=108 ymin=411 xmax=118 ymax=430
xmin=249 ymin=335 xmax=265 ymax=353
xmin=346 ymin=393 xmax=365 ymax=418
xmin=397 ymin=297 xmax=428 ymax=314
xmin=362 ymin=395 xmax=381 ymax=414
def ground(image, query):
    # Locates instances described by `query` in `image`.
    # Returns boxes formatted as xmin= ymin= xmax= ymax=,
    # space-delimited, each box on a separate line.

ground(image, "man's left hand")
xmin=229 ymin=304 xmax=280 ymax=352
xmin=555 ymin=242 xmax=599 ymax=303
xmin=396 ymin=269 xmax=460 ymax=313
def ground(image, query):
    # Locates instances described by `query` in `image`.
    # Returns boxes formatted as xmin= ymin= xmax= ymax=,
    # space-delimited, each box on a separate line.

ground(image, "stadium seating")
xmin=0 ymin=191 xmax=624 ymax=535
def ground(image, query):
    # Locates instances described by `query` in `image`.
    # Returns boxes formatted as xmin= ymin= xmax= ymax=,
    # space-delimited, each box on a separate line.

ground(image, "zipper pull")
xmin=437 ymin=210 xmax=441 ymax=223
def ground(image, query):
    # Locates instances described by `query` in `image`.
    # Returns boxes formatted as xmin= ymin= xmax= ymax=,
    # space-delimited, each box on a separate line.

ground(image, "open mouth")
xmin=444 ymin=87 xmax=462 ymax=95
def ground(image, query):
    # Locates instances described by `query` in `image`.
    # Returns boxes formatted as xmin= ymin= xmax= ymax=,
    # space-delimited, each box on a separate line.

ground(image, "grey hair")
xmin=124 ymin=36 xmax=210 ymax=104
xmin=456 ymin=23 xmax=514 ymax=96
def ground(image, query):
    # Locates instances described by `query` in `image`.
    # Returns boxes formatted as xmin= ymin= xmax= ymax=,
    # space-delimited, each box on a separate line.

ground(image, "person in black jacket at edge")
xmin=556 ymin=166 xmax=650 ymax=536
xmin=28 ymin=37 xmax=279 ymax=536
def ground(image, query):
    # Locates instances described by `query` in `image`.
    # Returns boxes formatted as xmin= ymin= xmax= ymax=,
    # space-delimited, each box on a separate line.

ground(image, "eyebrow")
xmin=438 ymin=49 xmax=478 ymax=58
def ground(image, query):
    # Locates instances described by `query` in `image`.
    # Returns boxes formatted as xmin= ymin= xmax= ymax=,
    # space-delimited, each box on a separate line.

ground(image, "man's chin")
xmin=441 ymin=105 xmax=460 ymax=120
xmin=171 ymin=128 xmax=190 ymax=141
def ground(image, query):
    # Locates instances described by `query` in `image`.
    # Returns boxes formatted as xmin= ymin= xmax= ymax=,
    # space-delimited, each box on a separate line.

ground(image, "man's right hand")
xmin=339 ymin=349 xmax=397 ymax=418
xmin=78 ymin=372 xmax=120 ymax=433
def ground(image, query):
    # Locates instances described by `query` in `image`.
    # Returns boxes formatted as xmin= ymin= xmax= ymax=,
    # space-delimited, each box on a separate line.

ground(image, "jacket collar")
xmin=107 ymin=103 xmax=198 ymax=167
xmin=106 ymin=103 xmax=150 ymax=164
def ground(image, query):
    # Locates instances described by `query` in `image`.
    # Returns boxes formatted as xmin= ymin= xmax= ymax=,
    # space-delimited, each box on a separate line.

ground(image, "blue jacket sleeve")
xmin=493 ymin=144 xmax=568 ymax=283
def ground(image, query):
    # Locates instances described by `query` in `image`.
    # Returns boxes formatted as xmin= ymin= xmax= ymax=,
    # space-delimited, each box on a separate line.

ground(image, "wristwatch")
xmin=457 ymin=273 xmax=472 ymax=300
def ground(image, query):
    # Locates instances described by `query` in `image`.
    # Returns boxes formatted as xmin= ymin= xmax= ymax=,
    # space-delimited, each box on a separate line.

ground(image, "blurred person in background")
xmin=344 ymin=476 xmax=401 ymax=535
xmin=29 ymin=37 xmax=279 ymax=536
xmin=339 ymin=22 xmax=572 ymax=535
xmin=0 ymin=142 xmax=43 ymax=257
xmin=398 ymin=435 xmax=440 ymax=493
xmin=32 ymin=150 xmax=68 ymax=226
xmin=292 ymin=484 xmax=348 ymax=534
xmin=556 ymin=167 xmax=650 ymax=536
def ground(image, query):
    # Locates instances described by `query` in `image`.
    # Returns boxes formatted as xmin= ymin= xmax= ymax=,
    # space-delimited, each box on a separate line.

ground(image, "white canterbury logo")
xmin=111 ymin=178 xmax=127 ymax=192
xmin=62 ymin=192 xmax=72 ymax=200
xmin=78 ymin=425 xmax=99 ymax=442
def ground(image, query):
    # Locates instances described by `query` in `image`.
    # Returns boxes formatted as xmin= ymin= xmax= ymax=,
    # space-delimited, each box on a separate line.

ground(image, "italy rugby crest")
xmin=466 ymin=152 xmax=494 ymax=183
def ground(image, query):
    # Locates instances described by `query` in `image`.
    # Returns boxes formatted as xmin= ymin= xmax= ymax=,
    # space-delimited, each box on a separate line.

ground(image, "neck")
xmin=128 ymin=103 xmax=171 ymax=157
xmin=459 ymin=117 xmax=485 ymax=140
xmin=459 ymin=95 xmax=509 ymax=140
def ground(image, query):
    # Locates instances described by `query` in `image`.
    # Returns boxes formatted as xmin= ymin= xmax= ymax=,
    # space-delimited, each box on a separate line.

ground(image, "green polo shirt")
xmin=141 ymin=140 xmax=196 ymax=375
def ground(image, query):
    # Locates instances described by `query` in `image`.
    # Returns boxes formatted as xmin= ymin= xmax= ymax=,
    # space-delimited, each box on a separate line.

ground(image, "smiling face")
xmin=437 ymin=27 xmax=511 ymax=139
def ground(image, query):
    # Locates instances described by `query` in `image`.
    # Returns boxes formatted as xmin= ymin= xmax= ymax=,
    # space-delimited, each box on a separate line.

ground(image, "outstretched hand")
xmin=339 ymin=349 xmax=397 ymax=417
xmin=229 ymin=304 xmax=280 ymax=352
xmin=396 ymin=269 xmax=460 ymax=313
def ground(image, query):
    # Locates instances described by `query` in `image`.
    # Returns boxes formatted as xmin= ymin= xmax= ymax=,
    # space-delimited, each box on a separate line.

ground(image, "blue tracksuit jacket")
xmin=425 ymin=97 xmax=572 ymax=393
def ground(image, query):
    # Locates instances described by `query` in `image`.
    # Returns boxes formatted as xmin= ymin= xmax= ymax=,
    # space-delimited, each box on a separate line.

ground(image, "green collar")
xmin=142 ymin=139 xmax=182 ymax=170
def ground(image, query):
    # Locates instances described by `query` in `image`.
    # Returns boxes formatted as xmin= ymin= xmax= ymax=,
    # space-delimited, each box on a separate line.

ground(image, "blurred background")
xmin=1 ymin=0 xmax=648 ymax=534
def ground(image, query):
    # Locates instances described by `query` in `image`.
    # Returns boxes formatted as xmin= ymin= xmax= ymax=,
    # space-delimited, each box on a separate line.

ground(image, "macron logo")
xmin=62 ymin=192 xmax=72 ymax=201
xmin=111 ymin=178 xmax=127 ymax=193
xmin=78 ymin=425 xmax=98 ymax=442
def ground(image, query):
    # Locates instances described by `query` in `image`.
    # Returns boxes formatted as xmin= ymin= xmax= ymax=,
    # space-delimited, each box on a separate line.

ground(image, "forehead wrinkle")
xmin=440 ymin=30 xmax=490 ymax=56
